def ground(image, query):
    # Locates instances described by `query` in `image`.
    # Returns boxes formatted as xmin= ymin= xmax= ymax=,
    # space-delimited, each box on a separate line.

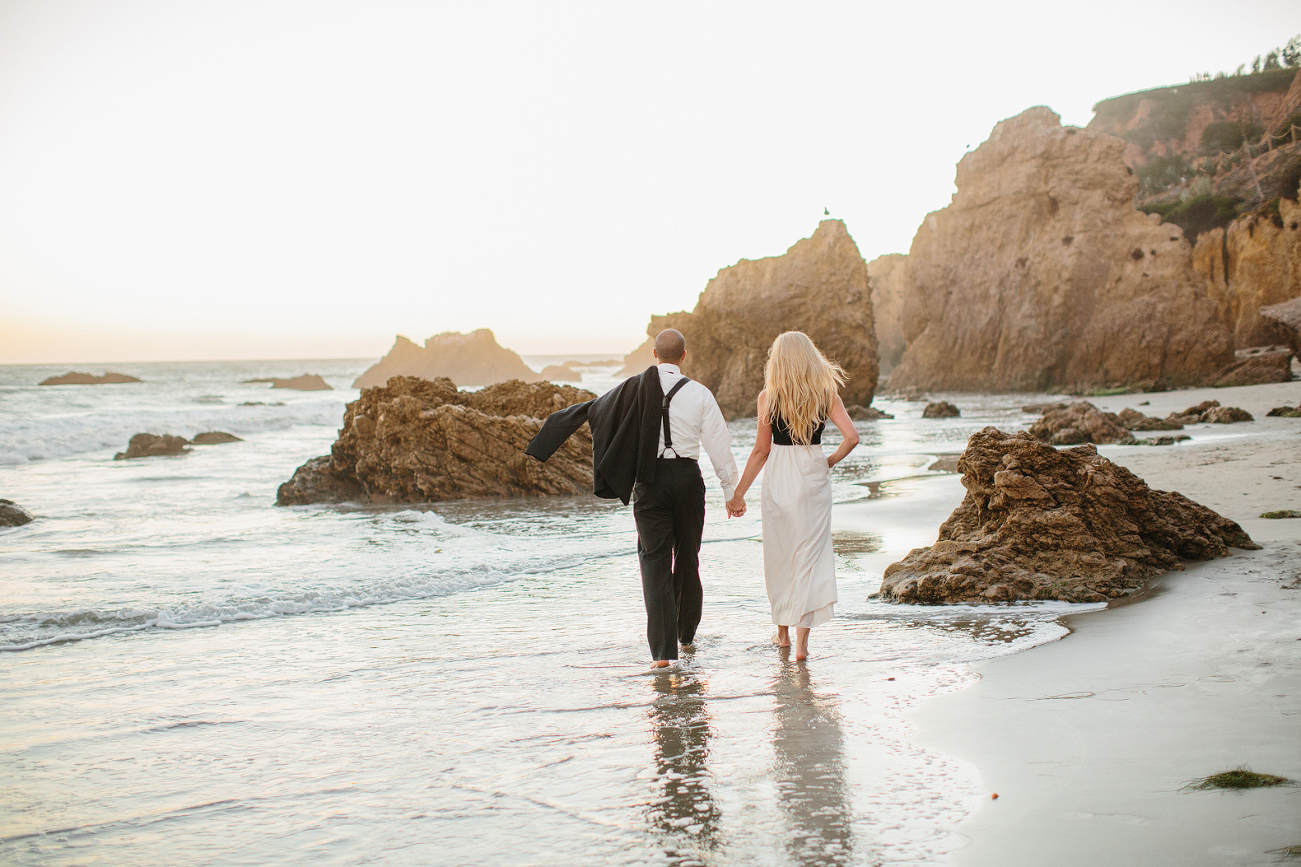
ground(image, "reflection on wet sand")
xmin=772 ymin=659 xmax=854 ymax=866
xmin=645 ymin=672 xmax=720 ymax=866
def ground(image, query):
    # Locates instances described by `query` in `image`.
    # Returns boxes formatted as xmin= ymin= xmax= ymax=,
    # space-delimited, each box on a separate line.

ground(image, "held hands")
xmin=725 ymin=494 xmax=746 ymax=518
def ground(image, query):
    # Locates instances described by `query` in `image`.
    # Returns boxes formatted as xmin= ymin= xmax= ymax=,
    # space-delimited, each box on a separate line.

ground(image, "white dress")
xmin=761 ymin=416 xmax=836 ymax=628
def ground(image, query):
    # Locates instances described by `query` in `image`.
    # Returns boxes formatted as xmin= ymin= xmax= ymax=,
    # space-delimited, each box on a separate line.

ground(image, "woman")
xmin=726 ymin=332 xmax=859 ymax=661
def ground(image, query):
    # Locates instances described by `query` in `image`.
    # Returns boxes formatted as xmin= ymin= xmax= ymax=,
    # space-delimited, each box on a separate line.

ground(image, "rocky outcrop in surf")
xmin=39 ymin=371 xmax=141 ymax=385
xmin=0 ymin=499 xmax=34 ymax=527
xmin=242 ymin=374 xmax=332 ymax=391
xmin=640 ymin=219 xmax=878 ymax=419
xmin=876 ymin=427 xmax=1258 ymax=604
xmin=276 ymin=376 xmax=594 ymax=506
xmin=887 ymin=107 xmax=1233 ymax=393
xmin=354 ymin=330 xmax=542 ymax=389
xmin=115 ymin=434 xmax=192 ymax=459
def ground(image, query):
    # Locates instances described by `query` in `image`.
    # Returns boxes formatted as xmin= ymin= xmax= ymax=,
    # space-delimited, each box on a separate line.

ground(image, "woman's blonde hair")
xmin=762 ymin=331 xmax=846 ymax=444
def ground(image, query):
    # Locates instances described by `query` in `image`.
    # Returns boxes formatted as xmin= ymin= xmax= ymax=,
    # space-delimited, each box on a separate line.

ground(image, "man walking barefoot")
xmin=525 ymin=329 xmax=739 ymax=669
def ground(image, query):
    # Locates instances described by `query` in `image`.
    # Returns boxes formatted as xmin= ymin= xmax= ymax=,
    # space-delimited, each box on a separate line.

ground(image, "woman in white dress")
xmin=726 ymin=332 xmax=860 ymax=661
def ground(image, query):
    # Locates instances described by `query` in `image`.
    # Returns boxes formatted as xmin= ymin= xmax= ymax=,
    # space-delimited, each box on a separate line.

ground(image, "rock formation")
xmin=867 ymin=254 xmax=908 ymax=373
xmin=277 ymin=377 xmax=594 ymax=506
xmin=846 ymin=404 xmax=893 ymax=420
xmin=1193 ymin=194 xmax=1301 ymax=349
xmin=1259 ymin=296 xmax=1301 ymax=357
xmin=888 ymin=107 xmax=1233 ymax=393
xmin=114 ymin=434 xmax=192 ymax=459
xmin=922 ymin=401 xmax=960 ymax=419
xmin=1209 ymin=346 xmax=1294 ymax=387
xmin=1169 ymin=399 xmax=1253 ymax=424
xmin=1267 ymin=402 xmax=1301 ymax=417
xmin=0 ymin=499 xmax=34 ymax=527
xmin=354 ymin=330 xmax=542 ymax=389
xmin=539 ymin=361 xmax=582 ymax=380
xmin=39 ymin=371 xmax=141 ymax=385
xmin=618 ymin=339 xmax=656 ymax=377
xmin=1028 ymin=402 xmax=1139 ymax=445
xmin=190 ymin=431 xmax=243 ymax=445
xmin=876 ymin=428 xmax=1258 ymax=603
xmin=637 ymin=220 xmax=878 ymax=419
xmin=243 ymin=374 xmax=332 ymax=391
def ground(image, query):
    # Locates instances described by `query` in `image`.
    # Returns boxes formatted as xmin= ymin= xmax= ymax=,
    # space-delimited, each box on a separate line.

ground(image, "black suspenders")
xmin=659 ymin=377 xmax=691 ymax=458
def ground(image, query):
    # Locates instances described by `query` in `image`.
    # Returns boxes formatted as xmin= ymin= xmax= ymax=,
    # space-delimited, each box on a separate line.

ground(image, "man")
xmin=525 ymin=329 xmax=739 ymax=669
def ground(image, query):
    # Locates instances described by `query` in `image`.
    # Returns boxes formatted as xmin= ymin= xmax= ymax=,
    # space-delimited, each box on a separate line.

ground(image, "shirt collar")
xmin=657 ymin=362 xmax=681 ymax=375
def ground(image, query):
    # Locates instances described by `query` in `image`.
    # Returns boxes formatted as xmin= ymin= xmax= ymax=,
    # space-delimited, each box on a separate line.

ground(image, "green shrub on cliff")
xmin=1200 ymin=120 xmax=1264 ymax=153
xmin=1141 ymin=194 xmax=1242 ymax=244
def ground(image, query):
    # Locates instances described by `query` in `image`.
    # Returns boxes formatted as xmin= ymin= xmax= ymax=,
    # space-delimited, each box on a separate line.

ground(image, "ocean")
xmin=0 ymin=358 xmax=1100 ymax=866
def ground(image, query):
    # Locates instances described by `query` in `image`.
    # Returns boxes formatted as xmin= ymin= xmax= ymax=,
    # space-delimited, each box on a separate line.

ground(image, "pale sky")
xmin=1 ymin=1 xmax=1298 ymax=363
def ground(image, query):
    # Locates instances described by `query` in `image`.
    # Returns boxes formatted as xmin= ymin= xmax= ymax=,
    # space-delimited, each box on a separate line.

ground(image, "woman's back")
xmin=770 ymin=412 xmax=824 ymax=446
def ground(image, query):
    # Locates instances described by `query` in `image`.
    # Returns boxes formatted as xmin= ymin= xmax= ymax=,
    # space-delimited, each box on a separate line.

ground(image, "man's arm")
xmin=699 ymin=392 xmax=739 ymax=501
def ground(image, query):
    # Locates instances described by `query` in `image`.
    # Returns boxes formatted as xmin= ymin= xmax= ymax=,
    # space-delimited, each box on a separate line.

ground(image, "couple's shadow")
xmin=645 ymin=657 xmax=853 ymax=866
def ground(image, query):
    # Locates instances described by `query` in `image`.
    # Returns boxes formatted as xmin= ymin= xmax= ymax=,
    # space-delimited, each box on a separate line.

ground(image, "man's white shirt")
xmin=655 ymin=363 xmax=739 ymax=501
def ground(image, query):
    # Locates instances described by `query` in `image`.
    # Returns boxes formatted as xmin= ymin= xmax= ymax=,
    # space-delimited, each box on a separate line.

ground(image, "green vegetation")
xmin=1260 ymin=510 xmax=1301 ymax=519
xmin=1188 ymin=766 xmax=1291 ymax=789
xmin=1139 ymin=194 xmax=1242 ymax=244
xmin=1200 ymin=120 xmax=1264 ymax=153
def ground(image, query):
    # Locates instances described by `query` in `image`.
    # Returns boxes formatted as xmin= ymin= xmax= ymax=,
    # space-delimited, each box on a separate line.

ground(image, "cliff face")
xmin=643 ymin=220 xmax=878 ymax=419
xmin=867 ymin=254 xmax=908 ymax=373
xmin=1194 ymin=190 xmax=1301 ymax=347
xmin=354 ymin=330 xmax=542 ymax=389
xmin=888 ymin=107 xmax=1234 ymax=393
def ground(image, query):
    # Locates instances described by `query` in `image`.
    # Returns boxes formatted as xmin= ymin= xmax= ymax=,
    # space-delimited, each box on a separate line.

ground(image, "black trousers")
xmin=633 ymin=458 xmax=706 ymax=661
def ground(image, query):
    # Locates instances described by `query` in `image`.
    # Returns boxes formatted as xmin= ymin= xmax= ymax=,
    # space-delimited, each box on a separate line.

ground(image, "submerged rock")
xmin=922 ymin=401 xmax=960 ymax=419
xmin=243 ymin=374 xmax=332 ymax=391
xmin=846 ymin=404 xmax=894 ymax=421
xmin=277 ymin=377 xmax=595 ymax=506
xmin=354 ymin=330 xmax=541 ymax=389
xmin=190 ymin=431 xmax=243 ymax=445
xmin=642 ymin=219 xmax=879 ymax=419
xmin=0 ymin=499 xmax=34 ymax=526
xmin=888 ymin=107 xmax=1232 ymax=393
xmin=876 ymin=428 xmax=1258 ymax=604
xmin=39 ymin=371 xmax=141 ymax=385
xmin=114 ymin=433 xmax=192 ymax=459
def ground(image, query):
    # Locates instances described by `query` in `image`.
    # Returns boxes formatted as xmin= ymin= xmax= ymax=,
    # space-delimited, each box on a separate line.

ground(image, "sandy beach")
xmin=889 ymin=381 xmax=1301 ymax=865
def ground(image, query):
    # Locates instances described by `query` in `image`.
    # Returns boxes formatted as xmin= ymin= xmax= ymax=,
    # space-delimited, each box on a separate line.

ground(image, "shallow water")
xmin=1 ymin=359 xmax=1100 ymax=865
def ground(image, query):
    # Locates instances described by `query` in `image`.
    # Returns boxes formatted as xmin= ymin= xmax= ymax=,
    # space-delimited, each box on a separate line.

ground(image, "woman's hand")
xmin=726 ymin=494 xmax=746 ymax=518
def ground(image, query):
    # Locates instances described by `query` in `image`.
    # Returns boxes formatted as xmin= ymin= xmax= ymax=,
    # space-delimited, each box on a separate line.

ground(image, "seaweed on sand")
xmin=1188 ymin=766 xmax=1291 ymax=790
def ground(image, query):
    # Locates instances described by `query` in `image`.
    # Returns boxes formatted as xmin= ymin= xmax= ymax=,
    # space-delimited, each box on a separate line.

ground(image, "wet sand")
xmin=893 ymin=381 xmax=1301 ymax=866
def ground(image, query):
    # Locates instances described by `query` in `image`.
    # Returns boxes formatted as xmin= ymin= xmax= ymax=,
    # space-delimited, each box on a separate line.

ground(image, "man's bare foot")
xmin=774 ymin=626 xmax=791 ymax=647
xmin=794 ymin=627 xmax=811 ymax=661
xmin=650 ymin=660 xmax=673 ymax=670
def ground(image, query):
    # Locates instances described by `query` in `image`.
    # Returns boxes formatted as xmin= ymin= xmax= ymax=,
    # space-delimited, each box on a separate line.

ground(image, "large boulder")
xmin=0 ymin=499 xmax=34 ymax=526
xmin=1193 ymin=195 xmax=1301 ymax=350
xmin=1209 ymin=346 xmax=1294 ymax=387
xmin=277 ymin=377 xmax=595 ymax=506
xmin=1027 ymin=401 xmax=1138 ymax=445
xmin=876 ymin=428 xmax=1257 ymax=603
xmin=190 ymin=431 xmax=243 ymax=444
xmin=867 ymin=253 xmax=908 ymax=374
xmin=888 ymin=107 xmax=1233 ymax=393
xmin=39 ymin=371 xmax=141 ymax=385
xmin=1259 ymin=296 xmax=1301 ymax=358
xmin=114 ymin=434 xmax=192 ymax=459
xmin=354 ymin=330 xmax=542 ymax=389
xmin=642 ymin=220 xmax=878 ymax=419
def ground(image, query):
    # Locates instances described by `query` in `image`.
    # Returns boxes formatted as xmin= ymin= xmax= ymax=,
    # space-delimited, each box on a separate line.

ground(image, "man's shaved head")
xmin=654 ymin=329 xmax=686 ymax=364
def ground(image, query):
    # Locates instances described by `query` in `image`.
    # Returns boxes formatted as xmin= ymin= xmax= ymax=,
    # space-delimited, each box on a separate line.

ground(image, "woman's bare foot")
xmin=773 ymin=626 xmax=791 ymax=647
xmin=794 ymin=627 xmax=811 ymax=661
xmin=650 ymin=660 xmax=673 ymax=670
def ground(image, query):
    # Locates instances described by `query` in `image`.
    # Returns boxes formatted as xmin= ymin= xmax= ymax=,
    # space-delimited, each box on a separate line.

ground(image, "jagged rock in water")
xmin=115 ymin=434 xmax=192 ymax=459
xmin=922 ymin=401 xmax=960 ymax=419
xmin=0 ymin=499 xmax=34 ymax=526
xmin=539 ymin=361 xmax=582 ymax=380
xmin=1027 ymin=402 xmax=1137 ymax=445
xmin=1194 ymin=195 xmax=1301 ymax=350
xmin=1136 ymin=434 xmax=1191 ymax=446
xmin=889 ymin=107 xmax=1233 ymax=393
xmin=354 ymin=330 xmax=541 ymax=389
xmin=846 ymin=404 xmax=893 ymax=421
xmin=1115 ymin=407 xmax=1183 ymax=431
xmin=641 ymin=220 xmax=879 ymax=419
xmin=1259 ymin=296 xmax=1301 ymax=358
xmin=876 ymin=428 xmax=1258 ymax=603
xmin=1210 ymin=346 xmax=1294 ymax=387
xmin=867 ymin=253 xmax=908 ymax=373
xmin=190 ymin=431 xmax=243 ymax=445
xmin=242 ymin=374 xmax=332 ymax=391
xmin=1022 ymin=402 xmax=1068 ymax=415
xmin=39 ymin=371 xmax=141 ymax=385
xmin=276 ymin=377 xmax=595 ymax=506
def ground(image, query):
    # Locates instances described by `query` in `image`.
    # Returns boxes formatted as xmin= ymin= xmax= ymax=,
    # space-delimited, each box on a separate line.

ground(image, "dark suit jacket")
xmin=525 ymin=366 xmax=663 ymax=505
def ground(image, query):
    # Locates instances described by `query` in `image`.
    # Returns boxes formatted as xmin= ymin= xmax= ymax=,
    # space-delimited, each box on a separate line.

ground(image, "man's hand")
xmin=726 ymin=494 xmax=746 ymax=518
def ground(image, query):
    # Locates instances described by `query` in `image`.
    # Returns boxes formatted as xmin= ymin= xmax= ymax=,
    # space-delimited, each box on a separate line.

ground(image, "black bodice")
xmin=771 ymin=412 xmax=824 ymax=445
